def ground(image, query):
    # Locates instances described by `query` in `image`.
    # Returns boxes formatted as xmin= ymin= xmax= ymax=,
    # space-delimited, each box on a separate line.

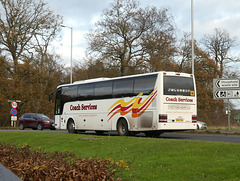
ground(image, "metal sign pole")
xmin=228 ymin=99 xmax=231 ymax=131
xmin=213 ymin=79 xmax=238 ymax=130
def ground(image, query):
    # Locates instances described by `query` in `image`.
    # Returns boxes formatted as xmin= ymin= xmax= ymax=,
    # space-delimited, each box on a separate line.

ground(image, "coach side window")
xmin=134 ymin=75 xmax=157 ymax=95
xmin=78 ymin=83 xmax=94 ymax=100
xmin=94 ymin=81 xmax=113 ymax=99
xmin=62 ymin=85 xmax=78 ymax=103
xmin=113 ymin=78 xmax=134 ymax=98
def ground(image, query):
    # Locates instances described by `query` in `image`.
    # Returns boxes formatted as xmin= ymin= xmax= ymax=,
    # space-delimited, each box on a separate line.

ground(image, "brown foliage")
xmin=0 ymin=54 xmax=65 ymax=126
xmin=0 ymin=143 xmax=122 ymax=181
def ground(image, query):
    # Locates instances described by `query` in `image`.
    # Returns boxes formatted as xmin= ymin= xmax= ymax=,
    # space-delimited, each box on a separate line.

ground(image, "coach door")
xmin=54 ymin=98 xmax=62 ymax=129
xmin=54 ymin=89 xmax=63 ymax=129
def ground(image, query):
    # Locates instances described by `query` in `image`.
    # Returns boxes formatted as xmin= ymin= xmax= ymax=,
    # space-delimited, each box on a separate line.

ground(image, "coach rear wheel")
xmin=117 ymin=119 xmax=129 ymax=136
xmin=67 ymin=119 xmax=76 ymax=133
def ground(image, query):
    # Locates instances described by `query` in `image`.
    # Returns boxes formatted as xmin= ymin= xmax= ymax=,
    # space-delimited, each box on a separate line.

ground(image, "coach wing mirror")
xmin=49 ymin=94 xmax=53 ymax=103
xmin=49 ymin=89 xmax=57 ymax=103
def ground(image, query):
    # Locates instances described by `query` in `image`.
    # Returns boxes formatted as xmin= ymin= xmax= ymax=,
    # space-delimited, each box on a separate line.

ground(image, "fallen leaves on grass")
xmin=0 ymin=143 xmax=127 ymax=181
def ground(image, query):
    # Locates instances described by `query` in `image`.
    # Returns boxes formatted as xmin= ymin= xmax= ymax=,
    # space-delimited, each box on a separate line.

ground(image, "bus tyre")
xmin=67 ymin=119 xmax=76 ymax=133
xmin=117 ymin=119 xmax=129 ymax=136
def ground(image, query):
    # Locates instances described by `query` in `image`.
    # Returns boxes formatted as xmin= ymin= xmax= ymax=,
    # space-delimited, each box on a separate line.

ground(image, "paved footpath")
xmin=0 ymin=164 xmax=22 ymax=181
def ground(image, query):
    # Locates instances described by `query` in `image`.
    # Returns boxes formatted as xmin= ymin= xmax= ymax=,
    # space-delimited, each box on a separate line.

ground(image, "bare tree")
xmin=86 ymin=0 xmax=176 ymax=76
xmin=202 ymin=28 xmax=238 ymax=78
xmin=177 ymin=33 xmax=192 ymax=72
xmin=0 ymin=0 xmax=62 ymax=74
xmin=140 ymin=8 xmax=176 ymax=72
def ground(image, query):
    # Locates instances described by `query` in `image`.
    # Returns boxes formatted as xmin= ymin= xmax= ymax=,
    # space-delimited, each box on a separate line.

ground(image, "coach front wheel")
xmin=67 ymin=119 xmax=76 ymax=133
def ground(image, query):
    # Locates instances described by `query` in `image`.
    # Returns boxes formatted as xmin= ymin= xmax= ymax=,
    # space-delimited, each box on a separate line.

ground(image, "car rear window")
xmin=23 ymin=114 xmax=31 ymax=118
xmin=37 ymin=114 xmax=50 ymax=119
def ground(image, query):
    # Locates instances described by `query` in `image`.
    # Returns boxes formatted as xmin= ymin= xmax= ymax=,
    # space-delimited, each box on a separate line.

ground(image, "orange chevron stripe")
xmin=108 ymin=88 xmax=157 ymax=121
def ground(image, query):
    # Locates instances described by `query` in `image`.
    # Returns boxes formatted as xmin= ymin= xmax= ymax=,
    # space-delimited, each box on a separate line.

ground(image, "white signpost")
xmin=213 ymin=79 xmax=240 ymax=99
xmin=215 ymin=90 xmax=240 ymax=99
xmin=8 ymin=100 xmax=21 ymax=127
xmin=213 ymin=79 xmax=240 ymax=131
xmin=215 ymin=79 xmax=239 ymax=89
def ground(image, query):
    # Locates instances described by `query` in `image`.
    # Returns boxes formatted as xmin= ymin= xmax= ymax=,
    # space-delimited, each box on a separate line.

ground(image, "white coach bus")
xmin=49 ymin=71 xmax=197 ymax=137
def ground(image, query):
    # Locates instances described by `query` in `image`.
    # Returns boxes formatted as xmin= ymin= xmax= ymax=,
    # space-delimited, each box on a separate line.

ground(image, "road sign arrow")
xmin=216 ymin=80 xmax=220 ymax=88
xmin=215 ymin=79 xmax=239 ymax=88
xmin=213 ymin=79 xmax=240 ymax=99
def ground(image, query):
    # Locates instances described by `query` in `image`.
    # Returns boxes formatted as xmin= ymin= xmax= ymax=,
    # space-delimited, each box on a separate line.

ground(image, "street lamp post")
xmin=61 ymin=24 xmax=73 ymax=84
xmin=191 ymin=0 xmax=194 ymax=75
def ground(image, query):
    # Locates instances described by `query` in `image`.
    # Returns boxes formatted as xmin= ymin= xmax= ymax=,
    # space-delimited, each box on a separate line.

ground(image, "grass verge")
xmin=0 ymin=131 xmax=240 ymax=180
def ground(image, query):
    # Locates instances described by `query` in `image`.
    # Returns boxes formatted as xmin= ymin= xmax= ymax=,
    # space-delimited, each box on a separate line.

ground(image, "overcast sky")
xmin=45 ymin=0 xmax=240 ymax=66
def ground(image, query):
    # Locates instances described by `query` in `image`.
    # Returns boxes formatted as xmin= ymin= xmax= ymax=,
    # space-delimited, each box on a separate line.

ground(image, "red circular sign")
xmin=11 ymin=108 xmax=18 ymax=116
xmin=11 ymin=101 xmax=18 ymax=109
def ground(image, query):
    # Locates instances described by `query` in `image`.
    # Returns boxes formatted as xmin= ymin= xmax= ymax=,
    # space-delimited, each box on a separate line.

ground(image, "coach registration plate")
xmin=176 ymin=119 xmax=183 ymax=122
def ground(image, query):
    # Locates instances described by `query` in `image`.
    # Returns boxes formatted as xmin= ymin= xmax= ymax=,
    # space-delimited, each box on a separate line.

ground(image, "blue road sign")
xmin=11 ymin=108 xmax=18 ymax=116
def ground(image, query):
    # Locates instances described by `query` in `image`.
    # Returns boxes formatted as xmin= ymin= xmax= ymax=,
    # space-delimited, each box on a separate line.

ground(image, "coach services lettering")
xmin=166 ymin=97 xmax=193 ymax=103
xmin=70 ymin=104 xmax=97 ymax=111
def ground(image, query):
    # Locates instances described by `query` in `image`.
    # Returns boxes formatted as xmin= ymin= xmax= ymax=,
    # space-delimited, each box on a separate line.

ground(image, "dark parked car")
xmin=19 ymin=113 xmax=55 ymax=130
